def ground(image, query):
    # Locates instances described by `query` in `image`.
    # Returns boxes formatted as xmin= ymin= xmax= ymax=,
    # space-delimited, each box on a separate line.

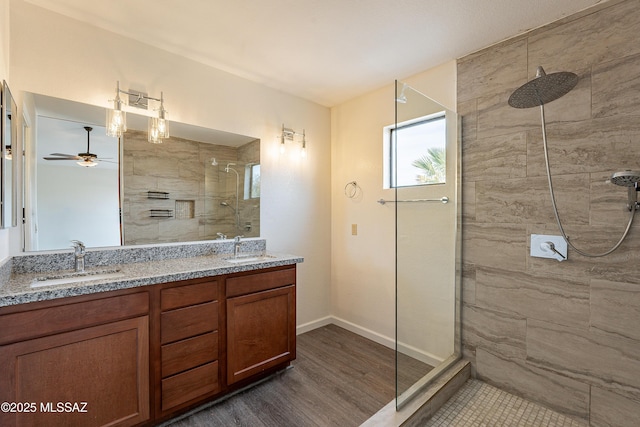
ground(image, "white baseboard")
xmin=296 ymin=316 xmax=333 ymax=335
xmin=297 ymin=315 xmax=445 ymax=367
xmin=396 ymin=341 xmax=445 ymax=368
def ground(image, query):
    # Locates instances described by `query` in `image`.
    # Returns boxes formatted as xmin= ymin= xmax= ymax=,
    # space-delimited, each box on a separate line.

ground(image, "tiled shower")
xmin=458 ymin=0 xmax=640 ymax=424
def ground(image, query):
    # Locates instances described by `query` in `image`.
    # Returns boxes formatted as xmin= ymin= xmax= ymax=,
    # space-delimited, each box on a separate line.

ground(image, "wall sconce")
xmin=279 ymin=124 xmax=307 ymax=158
xmin=106 ymin=81 xmax=170 ymax=143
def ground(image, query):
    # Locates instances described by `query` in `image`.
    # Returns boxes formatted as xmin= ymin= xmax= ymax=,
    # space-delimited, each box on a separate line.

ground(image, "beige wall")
xmin=459 ymin=0 xmax=640 ymax=423
xmin=329 ymin=61 xmax=457 ymax=356
xmin=8 ymin=0 xmax=331 ymax=328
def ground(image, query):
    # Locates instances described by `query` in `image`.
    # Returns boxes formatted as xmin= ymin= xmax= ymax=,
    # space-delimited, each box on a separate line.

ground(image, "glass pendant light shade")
xmin=106 ymin=107 xmax=126 ymax=137
xmin=106 ymin=82 xmax=126 ymax=137
xmin=148 ymin=92 xmax=169 ymax=143
xmin=148 ymin=115 xmax=169 ymax=143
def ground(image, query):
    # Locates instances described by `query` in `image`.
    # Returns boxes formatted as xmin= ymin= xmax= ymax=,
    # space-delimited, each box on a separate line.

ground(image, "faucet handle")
xmin=71 ymin=240 xmax=86 ymax=254
xmin=233 ymin=235 xmax=244 ymax=242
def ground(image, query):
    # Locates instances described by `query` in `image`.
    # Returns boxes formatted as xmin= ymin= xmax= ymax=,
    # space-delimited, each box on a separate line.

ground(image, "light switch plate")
xmin=530 ymin=234 xmax=567 ymax=261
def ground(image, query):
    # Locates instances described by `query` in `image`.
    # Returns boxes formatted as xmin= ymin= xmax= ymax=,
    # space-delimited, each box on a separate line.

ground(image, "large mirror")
xmin=2 ymin=81 xmax=18 ymax=228
xmin=23 ymin=93 xmax=260 ymax=251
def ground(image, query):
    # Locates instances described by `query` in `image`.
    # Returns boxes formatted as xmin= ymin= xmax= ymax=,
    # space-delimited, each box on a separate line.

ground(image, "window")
xmin=387 ymin=112 xmax=446 ymax=188
xmin=244 ymin=163 xmax=260 ymax=199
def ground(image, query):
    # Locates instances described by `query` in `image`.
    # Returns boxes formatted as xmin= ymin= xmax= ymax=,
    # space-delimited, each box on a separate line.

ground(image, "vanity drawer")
xmin=0 ymin=292 xmax=149 ymax=345
xmin=226 ymin=267 xmax=296 ymax=298
xmin=162 ymin=331 xmax=218 ymax=378
xmin=161 ymin=280 xmax=218 ymax=311
xmin=160 ymin=301 xmax=218 ymax=344
xmin=161 ymin=361 xmax=219 ymax=411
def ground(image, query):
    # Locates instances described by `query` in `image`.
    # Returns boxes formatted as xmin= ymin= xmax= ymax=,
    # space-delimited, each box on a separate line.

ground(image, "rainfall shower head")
xmin=611 ymin=170 xmax=640 ymax=211
xmin=508 ymin=66 xmax=579 ymax=109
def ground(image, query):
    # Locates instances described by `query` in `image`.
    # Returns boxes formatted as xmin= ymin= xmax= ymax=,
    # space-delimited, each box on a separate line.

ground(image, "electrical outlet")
xmin=351 ymin=224 xmax=357 ymax=235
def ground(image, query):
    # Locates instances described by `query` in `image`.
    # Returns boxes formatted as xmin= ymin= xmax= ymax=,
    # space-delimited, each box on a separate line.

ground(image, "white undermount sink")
xmin=30 ymin=269 xmax=124 ymax=288
xmin=224 ymin=254 xmax=276 ymax=264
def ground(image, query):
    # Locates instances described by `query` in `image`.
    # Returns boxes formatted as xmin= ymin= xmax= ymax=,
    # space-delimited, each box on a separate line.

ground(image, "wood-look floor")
xmin=167 ymin=324 xmax=432 ymax=427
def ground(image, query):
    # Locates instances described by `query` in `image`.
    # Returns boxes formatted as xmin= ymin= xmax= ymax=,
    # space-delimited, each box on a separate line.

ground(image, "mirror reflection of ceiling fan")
xmin=43 ymin=126 xmax=115 ymax=167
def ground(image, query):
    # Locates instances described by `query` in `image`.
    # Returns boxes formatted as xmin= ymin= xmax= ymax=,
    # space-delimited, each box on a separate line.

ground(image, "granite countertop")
xmin=0 ymin=240 xmax=303 ymax=308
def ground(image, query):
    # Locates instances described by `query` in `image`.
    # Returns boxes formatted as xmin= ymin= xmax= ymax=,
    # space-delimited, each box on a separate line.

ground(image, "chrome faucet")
xmin=71 ymin=240 xmax=86 ymax=272
xmin=233 ymin=235 xmax=244 ymax=257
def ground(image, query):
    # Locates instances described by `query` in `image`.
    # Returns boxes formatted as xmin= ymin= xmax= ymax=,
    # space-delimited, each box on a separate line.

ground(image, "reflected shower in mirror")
xmin=394 ymin=81 xmax=461 ymax=408
xmin=2 ymin=81 xmax=18 ymax=228
xmin=24 ymin=93 xmax=260 ymax=251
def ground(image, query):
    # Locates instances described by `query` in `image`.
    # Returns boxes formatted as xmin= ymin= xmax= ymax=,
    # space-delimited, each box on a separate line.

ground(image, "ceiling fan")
xmin=44 ymin=126 xmax=114 ymax=167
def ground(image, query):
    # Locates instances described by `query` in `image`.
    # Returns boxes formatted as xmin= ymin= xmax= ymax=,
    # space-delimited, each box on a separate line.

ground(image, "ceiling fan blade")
xmin=43 ymin=156 xmax=82 ymax=160
xmin=49 ymin=152 xmax=77 ymax=157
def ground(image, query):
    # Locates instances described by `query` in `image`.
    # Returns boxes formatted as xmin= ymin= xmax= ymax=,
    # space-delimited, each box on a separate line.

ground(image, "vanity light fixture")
xmin=279 ymin=124 xmax=307 ymax=158
xmin=106 ymin=81 xmax=170 ymax=143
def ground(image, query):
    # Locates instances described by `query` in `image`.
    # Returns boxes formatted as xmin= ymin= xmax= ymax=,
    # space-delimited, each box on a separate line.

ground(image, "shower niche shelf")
xmin=148 ymin=191 xmax=170 ymax=199
xmin=150 ymin=209 xmax=173 ymax=218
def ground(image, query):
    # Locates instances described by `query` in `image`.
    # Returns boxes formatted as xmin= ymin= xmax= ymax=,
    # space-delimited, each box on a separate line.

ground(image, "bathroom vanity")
xmin=0 ymin=240 xmax=301 ymax=427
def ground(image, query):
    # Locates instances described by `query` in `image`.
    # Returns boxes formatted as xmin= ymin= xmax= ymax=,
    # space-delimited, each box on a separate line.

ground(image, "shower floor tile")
xmin=424 ymin=379 xmax=587 ymax=426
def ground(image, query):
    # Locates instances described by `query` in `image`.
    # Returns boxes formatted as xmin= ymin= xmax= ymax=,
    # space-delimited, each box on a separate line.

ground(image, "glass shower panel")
xmin=395 ymin=81 xmax=461 ymax=408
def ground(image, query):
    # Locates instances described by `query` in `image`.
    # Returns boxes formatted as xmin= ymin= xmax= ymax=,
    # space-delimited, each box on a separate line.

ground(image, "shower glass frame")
xmin=394 ymin=80 xmax=462 ymax=410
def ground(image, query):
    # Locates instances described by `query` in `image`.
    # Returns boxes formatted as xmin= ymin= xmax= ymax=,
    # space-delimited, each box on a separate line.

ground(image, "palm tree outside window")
xmin=390 ymin=113 xmax=446 ymax=188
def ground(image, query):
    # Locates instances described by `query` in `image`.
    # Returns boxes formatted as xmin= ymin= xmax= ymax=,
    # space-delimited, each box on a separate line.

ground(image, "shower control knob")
xmin=530 ymin=234 xmax=567 ymax=262
xmin=541 ymin=242 xmax=566 ymax=261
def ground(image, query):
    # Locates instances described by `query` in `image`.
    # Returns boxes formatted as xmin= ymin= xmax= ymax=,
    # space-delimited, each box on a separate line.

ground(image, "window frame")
xmin=383 ymin=111 xmax=447 ymax=189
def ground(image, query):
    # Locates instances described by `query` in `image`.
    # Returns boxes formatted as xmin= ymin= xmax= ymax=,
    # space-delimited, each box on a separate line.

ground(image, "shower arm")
xmin=540 ymin=104 xmax=636 ymax=257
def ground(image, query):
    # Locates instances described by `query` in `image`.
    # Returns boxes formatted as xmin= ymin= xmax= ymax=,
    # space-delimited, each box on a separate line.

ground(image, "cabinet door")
xmin=227 ymin=285 xmax=295 ymax=384
xmin=0 ymin=316 xmax=149 ymax=427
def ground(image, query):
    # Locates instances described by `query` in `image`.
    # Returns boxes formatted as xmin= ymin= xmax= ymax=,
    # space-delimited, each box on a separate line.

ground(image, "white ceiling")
xmin=24 ymin=0 xmax=606 ymax=107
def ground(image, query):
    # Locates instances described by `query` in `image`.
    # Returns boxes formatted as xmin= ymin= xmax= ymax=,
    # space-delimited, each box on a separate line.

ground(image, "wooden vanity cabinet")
xmin=0 ymin=291 xmax=150 ymax=427
xmin=157 ymin=280 xmax=220 ymax=416
xmin=0 ymin=264 xmax=297 ymax=427
xmin=226 ymin=267 xmax=296 ymax=385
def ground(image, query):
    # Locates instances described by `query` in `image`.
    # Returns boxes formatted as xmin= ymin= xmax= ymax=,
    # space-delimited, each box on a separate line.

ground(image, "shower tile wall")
xmin=122 ymin=130 xmax=259 ymax=245
xmin=458 ymin=0 xmax=640 ymax=424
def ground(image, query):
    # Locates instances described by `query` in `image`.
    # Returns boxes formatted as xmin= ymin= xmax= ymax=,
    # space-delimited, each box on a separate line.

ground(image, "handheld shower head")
xmin=224 ymin=163 xmax=237 ymax=173
xmin=610 ymin=170 xmax=640 ymax=187
xmin=610 ymin=170 xmax=640 ymax=211
xmin=508 ymin=66 xmax=578 ymax=109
